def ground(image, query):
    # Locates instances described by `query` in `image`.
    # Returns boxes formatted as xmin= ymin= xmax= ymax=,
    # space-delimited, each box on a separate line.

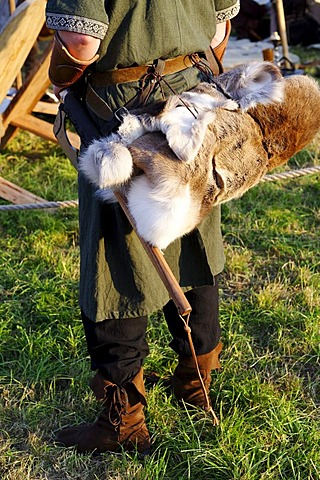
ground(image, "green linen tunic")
xmin=46 ymin=0 xmax=240 ymax=321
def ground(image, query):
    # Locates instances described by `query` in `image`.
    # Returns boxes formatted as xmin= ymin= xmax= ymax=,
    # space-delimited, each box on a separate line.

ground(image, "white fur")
xmin=162 ymin=109 xmax=217 ymax=162
xmin=127 ymin=176 xmax=201 ymax=249
xmin=177 ymin=91 xmax=238 ymax=111
xmin=117 ymin=114 xmax=147 ymax=144
xmin=78 ymin=134 xmax=133 ymax=188
xmin=215 ymin=62 xmax=284 ymax=111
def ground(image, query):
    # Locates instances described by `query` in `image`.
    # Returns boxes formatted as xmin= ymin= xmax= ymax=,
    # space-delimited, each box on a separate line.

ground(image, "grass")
xmin=0 ymin=73 xmax=320 ymax=478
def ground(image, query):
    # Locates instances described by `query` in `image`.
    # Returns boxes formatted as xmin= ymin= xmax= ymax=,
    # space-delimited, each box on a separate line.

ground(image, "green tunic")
xmin=46 ymin=0 xmax=240 ymax=321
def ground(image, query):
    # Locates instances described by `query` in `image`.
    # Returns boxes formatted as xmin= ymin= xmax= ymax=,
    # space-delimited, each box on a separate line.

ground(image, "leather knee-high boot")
xmin=171 ymin=342 xmax=222 ymax=409
xmin=56 ymin=368 xmax=150 ymax=454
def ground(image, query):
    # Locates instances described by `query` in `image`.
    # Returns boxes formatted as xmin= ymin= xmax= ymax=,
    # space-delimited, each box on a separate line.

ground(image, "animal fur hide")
xmin=79 ymin=62 xmax=320 ymax=249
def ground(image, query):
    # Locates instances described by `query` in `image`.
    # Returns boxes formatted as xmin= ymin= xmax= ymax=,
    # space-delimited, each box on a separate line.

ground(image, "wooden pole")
xmin=9 ymin=0 xmax=16 ymax=12
xmin=9 ymin=0 xmax=23 ymax=88
xmin=114 ymin=191 xmax=192 ymax=316
xmin=274 ymin=0 xmax=291 ymax=69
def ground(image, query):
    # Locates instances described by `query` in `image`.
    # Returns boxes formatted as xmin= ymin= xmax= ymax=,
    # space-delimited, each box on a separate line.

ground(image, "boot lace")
xmin=104 ymin=383 xmax=129 ymax=426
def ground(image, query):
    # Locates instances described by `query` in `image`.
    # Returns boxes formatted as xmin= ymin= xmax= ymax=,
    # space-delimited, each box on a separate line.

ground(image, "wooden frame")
xmin=0 ymin=0 xmax=79 ymax=204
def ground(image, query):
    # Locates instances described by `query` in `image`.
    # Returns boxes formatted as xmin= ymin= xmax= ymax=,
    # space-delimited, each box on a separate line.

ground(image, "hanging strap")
xmin=204 ymin=19 xmax=232 ymax=75
xmin=204 ymin=46 xmax=224 ymax=76
xmin=135 ymin=58 xmax=166 ymax=106
xmin=86 ymin=81 xmax=115 ymax=121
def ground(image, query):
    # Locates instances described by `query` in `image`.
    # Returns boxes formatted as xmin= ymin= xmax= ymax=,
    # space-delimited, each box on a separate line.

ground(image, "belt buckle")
xmin=148 ymin=59 xmax=165 ymax=77
xmin=114 ymin=106 xmax=129 ymax=122
xmin=188 ymin=53 xmax=201 ymax=65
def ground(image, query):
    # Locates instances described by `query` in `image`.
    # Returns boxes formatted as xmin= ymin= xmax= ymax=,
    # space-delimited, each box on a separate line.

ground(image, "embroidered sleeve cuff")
xmin=216 ymin=0 xmax=240 ymax=23
xmin=46 ymin=13 xmax=108 ymax=40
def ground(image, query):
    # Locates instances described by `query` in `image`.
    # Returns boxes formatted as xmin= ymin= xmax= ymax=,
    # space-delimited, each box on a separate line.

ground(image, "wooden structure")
xmin=0 ymin=0 xmax=79 ymax=204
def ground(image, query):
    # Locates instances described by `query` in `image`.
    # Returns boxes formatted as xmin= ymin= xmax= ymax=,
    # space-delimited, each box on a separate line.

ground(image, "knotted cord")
xmin=104 ymin=384 xmax=129 ymax=426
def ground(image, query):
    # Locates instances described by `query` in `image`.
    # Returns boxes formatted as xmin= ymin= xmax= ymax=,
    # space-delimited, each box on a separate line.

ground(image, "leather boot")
xmin=56 ymin=369 xmax=150 ymax=454
xmin=171 ymin=341 xmax=222 ymax=408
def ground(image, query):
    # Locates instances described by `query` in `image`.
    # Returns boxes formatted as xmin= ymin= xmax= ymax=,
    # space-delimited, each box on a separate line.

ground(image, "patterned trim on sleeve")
xmin=216 ymin=0 xmax=240 ymax=23
xmin=46 ymin=13 xmax=108 ymax=40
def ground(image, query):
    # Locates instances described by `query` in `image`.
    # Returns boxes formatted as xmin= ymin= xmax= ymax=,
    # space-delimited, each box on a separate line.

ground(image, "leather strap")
xmin=213 ymin=19 xmax=231 ymax=64
xmin=49 ymin=32 xmax=99 ymax=88
xmin=86 ymin=81 xmax=115 ymax=121
xmin=137 ymin=58 xmax=166 ymax=106
xmin=204 ymin=20 xmax=231 ymax=75
xmin=89 ymin=54 xmax=197 ymax=87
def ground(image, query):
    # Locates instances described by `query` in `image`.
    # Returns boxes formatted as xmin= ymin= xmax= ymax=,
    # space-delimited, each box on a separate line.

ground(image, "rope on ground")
xmin=0 ymin=199 xmax=78 ymax=211
xmin=261 ymin=165 xmax=320 ymax=183
xmin=0 ymin=165 xmax=319 ymax=212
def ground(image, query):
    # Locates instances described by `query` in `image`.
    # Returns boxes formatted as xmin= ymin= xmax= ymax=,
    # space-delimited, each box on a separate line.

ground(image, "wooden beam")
xmin=33 ymin=100 xmax=59 ymax=116
xmin=0 ymin=176 xmax=47 ymax=204
xmin=0 ymin=0 xmax=46 ymax=105
xmin=11 ymin=113 xmax=81 ymax=149
xmin=12 ymin=113 xmax=58 ymax=143
xmin=1 ymin=42 xmax=53 ymax=127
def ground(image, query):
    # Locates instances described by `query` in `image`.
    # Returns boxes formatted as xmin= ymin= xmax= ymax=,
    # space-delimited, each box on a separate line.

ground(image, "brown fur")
xmin=129 ymin=75 xmax=320 ymax=228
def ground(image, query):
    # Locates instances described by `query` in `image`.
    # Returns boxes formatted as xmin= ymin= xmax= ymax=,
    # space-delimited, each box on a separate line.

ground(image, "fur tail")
xmin=78 ymin=136 xmax=133 ymax=189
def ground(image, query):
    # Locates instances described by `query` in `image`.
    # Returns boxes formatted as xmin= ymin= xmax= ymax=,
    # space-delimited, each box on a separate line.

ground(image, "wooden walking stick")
xmin=114 ymin=190 xmax=192 ymax=316
xmin=114 ymin=190 xmax=219 ymax=423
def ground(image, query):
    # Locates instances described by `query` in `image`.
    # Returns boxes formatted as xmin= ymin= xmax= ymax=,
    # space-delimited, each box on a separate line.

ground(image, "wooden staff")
xmin=274 ymin=0 xmax=291 ymax=69
xmin=114 ymin=191 xmax=192 ymax=316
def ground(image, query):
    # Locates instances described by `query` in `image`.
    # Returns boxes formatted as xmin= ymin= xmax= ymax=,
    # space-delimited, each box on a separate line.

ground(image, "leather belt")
xmin=89 ymin=19 xmax=231 ymax=88
xmin=89 ymin=54 xmax=199 ymax=87
xmin=85 ymin=19 xmax=231 ymax=123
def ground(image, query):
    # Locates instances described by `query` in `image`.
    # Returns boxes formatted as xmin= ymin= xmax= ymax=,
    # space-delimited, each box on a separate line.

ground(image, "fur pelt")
xmin=79 ymin=62 xmax=320 ymax=249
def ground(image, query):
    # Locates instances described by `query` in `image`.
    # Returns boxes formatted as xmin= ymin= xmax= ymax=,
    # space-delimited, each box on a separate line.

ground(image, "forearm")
xmin=49 ymin=31 xmax=100 ymax=97
xmin=210 ymin=20 xmax=231 ymax=64
xmin=211 ymin=22 xmax=227 ymax=49
xmin=58 ymin=31 xmax=101 ymax=60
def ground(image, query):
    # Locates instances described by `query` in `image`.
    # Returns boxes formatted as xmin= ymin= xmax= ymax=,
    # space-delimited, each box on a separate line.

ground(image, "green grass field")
xmin=0 ymin=70 xmax=319 ymax=478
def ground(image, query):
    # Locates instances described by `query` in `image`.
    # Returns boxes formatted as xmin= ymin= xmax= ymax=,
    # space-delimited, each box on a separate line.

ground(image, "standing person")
xmin=46 ymin=0 xmax=240 ymax=454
